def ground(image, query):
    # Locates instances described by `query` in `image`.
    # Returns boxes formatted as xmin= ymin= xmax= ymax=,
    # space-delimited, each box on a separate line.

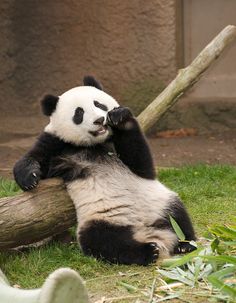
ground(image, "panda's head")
xmin=42 ymin=76 xmax=119 ymax=146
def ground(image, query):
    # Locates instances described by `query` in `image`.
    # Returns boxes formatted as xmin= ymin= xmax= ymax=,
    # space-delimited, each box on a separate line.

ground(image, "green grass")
xmin=0 ymin=165 xmax=235 ymax=302
xmin=158 ymin=165 xmax=236 ymax=233
xmin=0 ymin=178 xmax=21 ymax=198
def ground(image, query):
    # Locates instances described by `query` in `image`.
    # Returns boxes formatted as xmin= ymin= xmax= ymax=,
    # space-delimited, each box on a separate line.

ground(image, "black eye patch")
xmin=73 ymin=107 xmax=84 ymax=125
xmin=94 ymin=100 xmax=108 ymax=111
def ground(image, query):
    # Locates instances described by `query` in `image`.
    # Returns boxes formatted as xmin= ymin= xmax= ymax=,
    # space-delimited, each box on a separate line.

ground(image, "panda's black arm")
xmin=13 ymin=132 xmax=65 ymax=190
xmin=109 ymin=108 xmax=156 ymax=180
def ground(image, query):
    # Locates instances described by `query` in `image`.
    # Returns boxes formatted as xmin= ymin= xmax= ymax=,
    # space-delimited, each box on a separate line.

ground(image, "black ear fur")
xmin=41 ymin=95 xmax=59 ymax=116
xmin=83 ymin=75 xmax=103 ymax=90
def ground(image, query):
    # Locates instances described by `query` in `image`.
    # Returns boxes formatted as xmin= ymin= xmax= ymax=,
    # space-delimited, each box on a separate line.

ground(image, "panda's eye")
xmin=94 ymin=100 xmax=108 ymax=111
xmin=73 ymin=107 xmax=84 ymax=125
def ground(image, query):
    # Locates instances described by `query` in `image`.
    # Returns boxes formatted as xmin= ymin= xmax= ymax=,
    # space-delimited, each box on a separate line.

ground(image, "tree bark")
xmin=0 ymin=179 xmax=76 ymax=249
xmin=137 ymin=25 xmax=236 ymax=132
xmin=1 ymin=25 xmax=236 ymax=250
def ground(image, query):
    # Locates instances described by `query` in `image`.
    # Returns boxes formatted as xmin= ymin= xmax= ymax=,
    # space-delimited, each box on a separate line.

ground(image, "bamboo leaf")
xmin=208 ymin=276 xmax=236 ymax=299
xmin=161 ymin=248 xmax=203 ymax=268
xmin=202 ymin=255 xmax=236 ymax=265
xmin=169 ymin=216 xmax=185 ymax=241
xmin=209 ymin=226 xmax=236 ymax=240
xmin=208 ymin=265 xmax=236 ymax=279
xmin=211 ymin=238 xmax=220 ymax=251
xmin=157 ymin=269 xmax=194 ymax=287
xmin=118 ymin=281 xmax=138 ymax=293
xmin=155 ymin=293 xmax=180 ymax=302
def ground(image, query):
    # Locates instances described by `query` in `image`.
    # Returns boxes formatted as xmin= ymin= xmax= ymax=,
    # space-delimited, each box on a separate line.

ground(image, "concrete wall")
xmin=0 ymin=0 xmax=178 ymax=116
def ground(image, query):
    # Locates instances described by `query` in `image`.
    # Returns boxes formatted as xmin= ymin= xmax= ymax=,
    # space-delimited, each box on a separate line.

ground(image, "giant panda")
xmin=14 ymin=76 xmax=196 ymax=266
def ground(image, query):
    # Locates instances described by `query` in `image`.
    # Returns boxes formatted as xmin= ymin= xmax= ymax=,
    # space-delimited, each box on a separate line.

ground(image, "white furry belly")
xmin=66 ymin=163 xmax=176 ymax=228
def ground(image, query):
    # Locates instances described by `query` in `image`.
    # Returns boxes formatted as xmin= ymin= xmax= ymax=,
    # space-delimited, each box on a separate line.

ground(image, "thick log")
xmin=137 ymin=25 xmax=236 ymax=132
xmin=0 ymin=179 xmax=76 ymax=249
xmin=1 ymin=25 xmax=236 ymax=250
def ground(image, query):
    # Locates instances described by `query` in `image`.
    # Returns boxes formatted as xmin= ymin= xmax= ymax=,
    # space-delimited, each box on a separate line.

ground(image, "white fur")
xmin=67 ymin=158 xmax=179 ymax=258
xmin=45 ymin=86 xmax=119 ymax=145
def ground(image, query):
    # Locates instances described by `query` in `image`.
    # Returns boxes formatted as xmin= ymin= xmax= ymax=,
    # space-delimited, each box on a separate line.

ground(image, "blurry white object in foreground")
xmin=0 ymin=268 xmax=89 ymax=303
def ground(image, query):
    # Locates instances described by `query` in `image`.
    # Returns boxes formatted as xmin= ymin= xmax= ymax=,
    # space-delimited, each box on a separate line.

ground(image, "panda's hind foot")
xmin=120 ymin=242 xmax=159 ymax=266
xmin=142 ymin=242 xmax=159 ymax=264
xmin=174 ymin=241 xmax=197 ymax=254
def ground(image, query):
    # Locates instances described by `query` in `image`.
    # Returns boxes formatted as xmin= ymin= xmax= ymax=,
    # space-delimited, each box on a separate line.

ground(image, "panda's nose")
xmin=93 ymin=116 xmax=105 ymax=125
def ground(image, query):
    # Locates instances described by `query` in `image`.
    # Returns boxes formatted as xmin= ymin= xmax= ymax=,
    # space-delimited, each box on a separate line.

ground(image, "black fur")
xmin=150 ymin=218 xmax=172 ymax=230
xmin=151 ymin=198 xmax=195 ymax=242
xmin=93 ymin=116 xmax=105 ymax=125
xmin=174 ymin=241 xmax=196 ymax=254
xmin=94 ymin=100 xmax=108 ymax=111
xmin=14 ymin=132 xmax=117 ymax=189
xmin=83 ymin=76 xmax=103 ymax=90
xmin=48 ymin=157 xmax=90 ymax=182
xmin=14 ymin=133 xmax=69 ymax=190
xmin=108 ymin=107 xmax=156 ymax=180
xmin=170 ymin=197 xmax=196 ymax=241
xmin=150 ymin=215 xmax=196 ymax=254
xmin=79 ymin=220 xmax=159 ymax=265
xmin=73 ymin=107 xmax=84 ymax=125
xmin=149 ymin=197 xmax=196 ymax=254
xmin=41 ymin=95 xmax=59 ymax=116
xmin=13 ymin=157 xmax=42 ymax=191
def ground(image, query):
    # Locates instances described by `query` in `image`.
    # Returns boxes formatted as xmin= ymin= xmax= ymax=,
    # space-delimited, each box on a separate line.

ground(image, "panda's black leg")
xmin=79 ymin=220 xmax=159 ymax=265
xmin=170 ymin=197 xmax=196 ymax=241
xmin=169 ymin=196 xmax=196 ymax=254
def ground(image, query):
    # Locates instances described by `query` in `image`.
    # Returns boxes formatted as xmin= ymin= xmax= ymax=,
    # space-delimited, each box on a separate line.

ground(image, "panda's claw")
xmin=174 ymin=242 xmax=197 ymax=255
xmin=32 ymin=173 xmax=37 ymax=178
xmin=107 ymin=107 xmax=133 ymax=129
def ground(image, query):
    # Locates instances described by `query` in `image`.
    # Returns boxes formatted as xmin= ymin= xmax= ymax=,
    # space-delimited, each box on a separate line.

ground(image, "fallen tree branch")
xmin=1 ymin=25 xmax=236 ymax=249
xmin=0 ymin=179 xmax=76 ymax=249
xmin=137 ymin=25 xmax=236 ymax=132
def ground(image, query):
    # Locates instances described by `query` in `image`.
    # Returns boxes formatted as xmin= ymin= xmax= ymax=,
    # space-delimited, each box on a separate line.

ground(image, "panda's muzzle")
xmin=89 ymin=117 xmax=107 ymax=136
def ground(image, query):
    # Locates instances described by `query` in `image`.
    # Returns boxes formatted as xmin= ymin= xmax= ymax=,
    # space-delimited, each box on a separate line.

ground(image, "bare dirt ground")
xmin=0 ymin=114 xmax=235 ymax=179
xmin=149 ymin=130 xmax=236 ymax=167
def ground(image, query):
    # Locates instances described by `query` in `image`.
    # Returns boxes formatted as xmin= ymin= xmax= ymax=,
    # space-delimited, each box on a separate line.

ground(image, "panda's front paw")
xmin=13 ymin=157 xmax=41 ymax=191
xmin=107 ymin=107 xmax=134 ymax=130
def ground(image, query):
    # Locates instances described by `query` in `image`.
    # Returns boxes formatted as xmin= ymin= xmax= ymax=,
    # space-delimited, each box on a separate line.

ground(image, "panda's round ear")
xmin=83 ymin=75 xmax=103 ymax=91
xmin=41 ymin=95 xmax=59 ymax=116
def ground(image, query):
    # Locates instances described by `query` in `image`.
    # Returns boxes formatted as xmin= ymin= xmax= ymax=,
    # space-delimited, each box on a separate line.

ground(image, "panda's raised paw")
xmin=107 ymin=107 xmax=133 ymax=130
